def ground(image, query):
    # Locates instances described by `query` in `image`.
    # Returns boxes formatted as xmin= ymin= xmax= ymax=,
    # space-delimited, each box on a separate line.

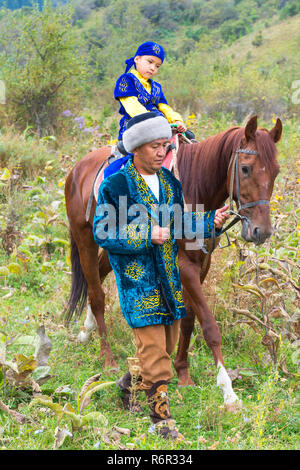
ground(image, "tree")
xmin=0 ymin=1 xmax=87 ymax=136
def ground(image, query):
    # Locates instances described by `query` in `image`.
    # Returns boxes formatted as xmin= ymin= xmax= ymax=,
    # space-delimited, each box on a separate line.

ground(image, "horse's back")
xmin=65 ymin=146 xmax=111 ymax=225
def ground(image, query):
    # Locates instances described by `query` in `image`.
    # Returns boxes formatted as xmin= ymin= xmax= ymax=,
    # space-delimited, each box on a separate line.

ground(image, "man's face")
xmin=133 ymin=139 xmax=169 ymax=175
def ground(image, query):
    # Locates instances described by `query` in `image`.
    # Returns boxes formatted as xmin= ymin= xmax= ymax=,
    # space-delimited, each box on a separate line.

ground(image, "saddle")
xmin=85 ymin=132 xmax=195 ymax=223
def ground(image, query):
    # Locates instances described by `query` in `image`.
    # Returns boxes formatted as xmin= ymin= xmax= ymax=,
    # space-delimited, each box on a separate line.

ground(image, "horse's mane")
xmin=177 ymin=126 xmax=280 ymax=206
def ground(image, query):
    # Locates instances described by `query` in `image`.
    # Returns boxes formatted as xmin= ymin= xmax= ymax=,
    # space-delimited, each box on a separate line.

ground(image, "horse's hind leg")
xmin=73 ymin=226 xmax=117 ymax=369
xmin=77 ymin=303 xmax=97 ymax=343
xmin=174 ymin=297 xmax=196 ymax=386
xmin=77 ymin=249 xmax=112 ymax=344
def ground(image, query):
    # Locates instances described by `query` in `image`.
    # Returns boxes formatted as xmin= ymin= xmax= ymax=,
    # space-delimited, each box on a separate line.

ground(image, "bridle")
xmin=201 ymin=146 xmax=270 ymax=261
xmin=228 ymin=147 xmax=270 ymax=214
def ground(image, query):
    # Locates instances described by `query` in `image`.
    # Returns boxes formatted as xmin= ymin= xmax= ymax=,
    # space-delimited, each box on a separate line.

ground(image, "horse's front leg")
xmin=179 ymin=259 xmax=242 ymax=409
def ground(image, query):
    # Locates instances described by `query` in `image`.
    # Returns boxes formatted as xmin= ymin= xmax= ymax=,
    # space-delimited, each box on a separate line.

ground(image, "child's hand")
xmin=174 ymin=121 xmax=187 ymax=133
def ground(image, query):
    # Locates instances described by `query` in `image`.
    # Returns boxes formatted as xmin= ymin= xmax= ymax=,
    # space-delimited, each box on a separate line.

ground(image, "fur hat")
xmin=123 ymin=112 xmax=172 ymax=153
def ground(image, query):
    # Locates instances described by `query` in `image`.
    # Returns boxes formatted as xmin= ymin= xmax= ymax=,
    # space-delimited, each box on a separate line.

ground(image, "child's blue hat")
xmin=125 ymin=41 xmax=165 ymax=73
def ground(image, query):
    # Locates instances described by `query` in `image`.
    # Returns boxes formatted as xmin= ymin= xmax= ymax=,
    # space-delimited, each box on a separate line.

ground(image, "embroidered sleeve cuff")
xmin=182 ymin=210 xmax=217 ymax=239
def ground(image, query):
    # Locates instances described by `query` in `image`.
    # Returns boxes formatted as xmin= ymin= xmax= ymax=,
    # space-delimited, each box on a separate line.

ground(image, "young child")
xmin=114 ymin=41 xmax=189 ymax=151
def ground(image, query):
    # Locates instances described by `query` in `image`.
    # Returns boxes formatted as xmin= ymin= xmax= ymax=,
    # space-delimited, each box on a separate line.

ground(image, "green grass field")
xmin=0 ymin=115 xmax=299 ymax=451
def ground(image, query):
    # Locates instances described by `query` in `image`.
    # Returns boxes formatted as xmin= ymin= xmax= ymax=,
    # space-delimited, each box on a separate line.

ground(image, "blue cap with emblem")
xmin=124 ymin=41 xmax=165 ymax=73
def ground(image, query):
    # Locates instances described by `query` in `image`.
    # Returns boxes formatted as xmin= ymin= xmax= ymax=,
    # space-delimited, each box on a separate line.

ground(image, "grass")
xmin=0 ymin=115 xmax=299 ymax=450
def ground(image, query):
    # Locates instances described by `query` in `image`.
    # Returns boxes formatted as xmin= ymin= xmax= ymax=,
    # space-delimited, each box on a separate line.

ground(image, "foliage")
xmin=31 ymin=375 xmax=114 ymax=448
xmin=252 ymin=31 xmax=263 ymax=47
xmin=0 ymin=115 xmax=299 ymax=450
xmin=0 ymin=1 xmax=87 ymax=136
xmin=0 ymin=0 xmax=299 ymax=451
xmin=279 ymin=2 xmax=300 ymax=20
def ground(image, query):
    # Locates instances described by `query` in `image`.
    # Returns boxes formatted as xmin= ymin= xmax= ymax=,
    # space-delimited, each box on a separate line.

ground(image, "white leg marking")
xmin=216 ymin=361 xmax=241 ymax=406
xmin=77 ymin=304 xmax=97 ymax=343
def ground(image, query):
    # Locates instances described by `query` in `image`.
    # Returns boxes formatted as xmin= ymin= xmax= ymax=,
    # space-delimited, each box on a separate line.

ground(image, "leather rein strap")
xmin=222 ymin=147 xmax=270 ymax=234
xmin=199 ymin=147 xmax=270 ymax=277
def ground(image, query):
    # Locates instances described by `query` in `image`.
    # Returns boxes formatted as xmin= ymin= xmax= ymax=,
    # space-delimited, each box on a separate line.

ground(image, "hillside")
xmin=1 ymin=0 xmax=300 ymax=131
xmin=159 ymin=13 xmax=300 ymax=120
xmin=70 ymin=0 xmax=300 ymax=121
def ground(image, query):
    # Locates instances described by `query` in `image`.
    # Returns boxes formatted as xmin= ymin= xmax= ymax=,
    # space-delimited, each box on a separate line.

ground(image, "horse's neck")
xmin=178 ymin=141 xmax=230 ymax=211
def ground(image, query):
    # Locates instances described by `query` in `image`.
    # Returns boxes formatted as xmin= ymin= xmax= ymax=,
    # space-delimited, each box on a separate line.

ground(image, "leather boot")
xmin=146 ymin=380 xmax=184 ymax=441
xmin=116 ymin=371 xmax=143 ymax=413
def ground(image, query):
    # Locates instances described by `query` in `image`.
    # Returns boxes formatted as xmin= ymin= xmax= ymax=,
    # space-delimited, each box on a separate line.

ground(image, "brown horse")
xmin=64 ymin=115 xmax=282 ymax=408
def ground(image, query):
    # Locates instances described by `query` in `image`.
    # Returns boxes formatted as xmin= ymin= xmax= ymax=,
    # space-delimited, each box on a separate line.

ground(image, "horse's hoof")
xmin=104 ymin=357 xmax=119 ymax=370
xmin=106 ymin=366 xmax=120 ymax=374
xmin=177 ymin=372 xmax=195 ymax=387
xmin=77 ymin=330 xmax=92 ymax=344
xmin=225 ymin=400 xmax=243 ymax=413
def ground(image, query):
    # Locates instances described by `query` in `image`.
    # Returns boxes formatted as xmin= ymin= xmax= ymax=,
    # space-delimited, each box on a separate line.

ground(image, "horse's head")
xmin=227 ymin=115 xmax=282 ymax=245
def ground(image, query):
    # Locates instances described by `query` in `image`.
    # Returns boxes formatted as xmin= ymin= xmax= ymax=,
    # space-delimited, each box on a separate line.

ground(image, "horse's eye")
xmin=241 ymin=165 xmax=250 ymax=176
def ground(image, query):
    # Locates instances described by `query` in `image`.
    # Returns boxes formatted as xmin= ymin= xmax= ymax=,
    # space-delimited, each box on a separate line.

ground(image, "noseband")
xmin=210 ymin=147 xmax=270 ymax=247
xmin=228 ymin=147 xmax=270 ymax=216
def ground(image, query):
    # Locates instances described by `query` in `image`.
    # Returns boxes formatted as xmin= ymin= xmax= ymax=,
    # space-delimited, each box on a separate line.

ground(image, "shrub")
xmin=0 ymin=1 xmax=87 ymax=136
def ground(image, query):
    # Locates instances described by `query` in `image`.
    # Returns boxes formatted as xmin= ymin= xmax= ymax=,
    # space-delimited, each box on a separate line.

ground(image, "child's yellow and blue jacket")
xmin=114 ymin=69 xmax=183 ymax=140
xmin=93 ymin=157 xmax=218 ymax=329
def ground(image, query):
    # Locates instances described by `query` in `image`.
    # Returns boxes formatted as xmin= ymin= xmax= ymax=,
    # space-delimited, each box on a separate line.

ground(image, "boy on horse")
xmin=93 ymin=113 xmax=229 ymax=441
xmin=114 ymin=41 xmax=193 ymax=154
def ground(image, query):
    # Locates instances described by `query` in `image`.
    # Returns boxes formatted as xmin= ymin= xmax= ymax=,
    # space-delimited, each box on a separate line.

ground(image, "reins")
xmin=198 ymin=147 xmax=270 ymax=277
xmin=221 ymin=147 xmax=270 ymax=235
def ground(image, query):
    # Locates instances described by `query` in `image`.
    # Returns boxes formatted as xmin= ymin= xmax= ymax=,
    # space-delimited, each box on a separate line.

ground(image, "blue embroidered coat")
xmin=114 ymin=72 xmax=168 ymax=139
xmin=93 ymin=158 xmax=217 ymax=329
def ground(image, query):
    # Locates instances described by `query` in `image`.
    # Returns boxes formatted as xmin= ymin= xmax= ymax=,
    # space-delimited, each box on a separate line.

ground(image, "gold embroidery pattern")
xmin=134 ymin=77 xmax=145 ymax=94
xmin=125 ymin=224 xmax=148 ymax=249
xmin=151 ymin=83 xmax=160 ymax=102
xmin=158 ymin=171 xmax=184 ymax=305
xmin=160 ymin=236 xmax=176 ymax=292
xmin=125 ymin=262 xmax=145 ymax=281
xmin=119 ymin=77 xmax=128 ymax=93
xmin=134 ymin=311 xmax=170 ymax=320
xmin=128 ymin=160 xmax=157 ymax=210
xmin=159 ymin=171 xmax=173 ymax=205
xmin=138 ymin=93 xmax=148 ymax=104
xmin=194 ymin=211 xmax=203 ymax=221
xmin=134 ymin=289 xmax=161 ymax=311
xmin=194 ymin=210 xmax=212 ymax=233
xmin=152 ymin=44 xmax=161 ymax=55
xmin=174 ymin=290 xmax=184 ymax=305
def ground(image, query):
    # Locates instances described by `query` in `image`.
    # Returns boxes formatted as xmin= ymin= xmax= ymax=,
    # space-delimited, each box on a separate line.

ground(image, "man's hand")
xmin=174 ymin=121 xmax=187 ymax=133
xmin=214 ymin=205 xmax=230 ymax=229
xmin=151 ymin=225 xmax=170 ymax=245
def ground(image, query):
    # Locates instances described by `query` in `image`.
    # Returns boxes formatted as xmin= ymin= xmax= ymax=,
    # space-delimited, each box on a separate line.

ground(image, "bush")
xmin=279 ymin=2 xmax=300 ymax=19
xmin=0 ymin=1 xmax=87 ymax=136
xmin=252 ymin=32 xmax=263 ymax=47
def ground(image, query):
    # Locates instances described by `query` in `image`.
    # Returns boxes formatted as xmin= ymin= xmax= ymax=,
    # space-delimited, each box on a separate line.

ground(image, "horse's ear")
xmin=245 ymin=115 xmax=257 ymax=141
xmin=269 ymin=118 xmax=282 ymax=143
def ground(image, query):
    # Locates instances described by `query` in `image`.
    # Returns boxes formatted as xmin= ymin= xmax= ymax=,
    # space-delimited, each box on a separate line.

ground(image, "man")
xmin=93 ymin=112 xmax=229 ymax=440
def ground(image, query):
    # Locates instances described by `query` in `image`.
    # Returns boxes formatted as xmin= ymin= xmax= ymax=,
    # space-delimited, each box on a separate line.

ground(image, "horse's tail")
xmin=65 ymin=230 xmax=88 ymax=324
